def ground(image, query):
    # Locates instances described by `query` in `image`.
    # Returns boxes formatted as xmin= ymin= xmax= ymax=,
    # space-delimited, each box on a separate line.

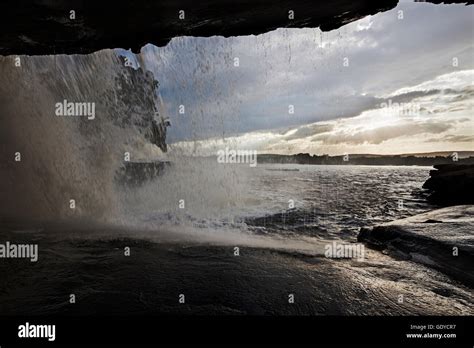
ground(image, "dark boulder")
xmin=423 ymin=164 xmax=474 ymax=205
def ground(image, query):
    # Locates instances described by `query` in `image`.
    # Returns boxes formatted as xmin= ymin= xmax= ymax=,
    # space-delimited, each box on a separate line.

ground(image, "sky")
xmin=137 ymin=1 xmax=473 ymax=156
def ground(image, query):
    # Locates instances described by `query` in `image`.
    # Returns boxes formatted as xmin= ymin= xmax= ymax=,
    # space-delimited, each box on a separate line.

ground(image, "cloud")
xmin=284 ymin=124 xmax=334 ymax=141
xmin=312 ymin=121 xmax=453 ymax=145
xmin=426 ymin=134 xmax=474 ymax=143
xmin=137 ymin=2 xmax=473 ymax=155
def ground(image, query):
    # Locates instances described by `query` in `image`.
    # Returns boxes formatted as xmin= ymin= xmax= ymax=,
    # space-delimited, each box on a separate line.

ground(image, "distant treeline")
xmin=257 ymin=153 xmax=474 ymax=166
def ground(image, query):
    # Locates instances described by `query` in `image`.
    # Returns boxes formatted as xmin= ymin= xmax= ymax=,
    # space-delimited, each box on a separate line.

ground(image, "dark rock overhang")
xmin=0 ymin=1 xmax=472 ymax=56
xmin=1 ymin=0 xmax=399 ymax=56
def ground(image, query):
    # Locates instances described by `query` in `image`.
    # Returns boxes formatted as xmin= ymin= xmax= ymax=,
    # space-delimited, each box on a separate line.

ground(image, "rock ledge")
xmin=358 ymin=205 xmax=474 ymax=287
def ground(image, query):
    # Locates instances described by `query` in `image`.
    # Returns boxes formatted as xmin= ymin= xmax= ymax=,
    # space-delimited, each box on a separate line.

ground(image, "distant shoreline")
xmin=176 ymin=153 xmax=474 ymax=166
xmin=255 ymin=153 xmax=474 ymax=167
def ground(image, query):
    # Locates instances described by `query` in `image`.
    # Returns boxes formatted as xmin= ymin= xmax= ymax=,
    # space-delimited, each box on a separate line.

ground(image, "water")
xmin=1 ymin=163 xmax=473 ymax=316
xmin=114 ymin=161 xmax=433 ymax=249
xmin=0 ymin=52 xmax=167 ymax=221
xmin=242 ymin=163 xmax=433 ymax=235
xmin=1 ymin=51 xmax=471 ymax=316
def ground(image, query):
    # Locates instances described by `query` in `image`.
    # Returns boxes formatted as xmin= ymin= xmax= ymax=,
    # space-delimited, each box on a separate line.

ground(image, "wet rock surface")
xmin=358 ymin=205 xmax=474 ymax=288
xmin=0 ymin=224 xmax=472 ymax=315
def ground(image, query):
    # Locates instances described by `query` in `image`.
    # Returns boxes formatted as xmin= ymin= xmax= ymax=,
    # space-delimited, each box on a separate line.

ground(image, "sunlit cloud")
xmin=139 ymin=2 xmax=473 ymax=155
